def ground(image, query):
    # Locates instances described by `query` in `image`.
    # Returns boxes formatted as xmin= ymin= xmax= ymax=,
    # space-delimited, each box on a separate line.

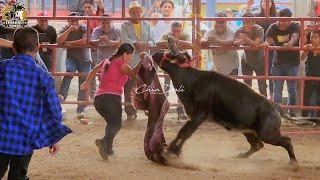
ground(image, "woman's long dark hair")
xmin=104 ymin=43 xmax=134 ymax=71
xmin=258 ymin=0 xmax=277 ymax=17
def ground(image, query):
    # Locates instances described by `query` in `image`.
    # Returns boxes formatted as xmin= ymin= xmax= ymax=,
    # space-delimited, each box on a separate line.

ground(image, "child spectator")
xmin=301 ymin=31 xmax=320 ymax=117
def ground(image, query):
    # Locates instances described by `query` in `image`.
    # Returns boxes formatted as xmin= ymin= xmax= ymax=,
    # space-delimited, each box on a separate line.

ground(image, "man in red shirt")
xmin=82 ymin=0 xmax=104 ymax=32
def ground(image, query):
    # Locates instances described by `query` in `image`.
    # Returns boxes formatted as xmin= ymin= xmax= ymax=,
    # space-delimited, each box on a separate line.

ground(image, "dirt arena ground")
xmin=11 ymin=104 xmax=318 ymax=180
xmin=1 ymin=20 xmax=314 ymax=180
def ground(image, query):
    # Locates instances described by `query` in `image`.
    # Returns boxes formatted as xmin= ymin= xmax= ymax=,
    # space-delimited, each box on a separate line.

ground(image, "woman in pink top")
xmin=81 ymin=43 xmax=140 ymax=160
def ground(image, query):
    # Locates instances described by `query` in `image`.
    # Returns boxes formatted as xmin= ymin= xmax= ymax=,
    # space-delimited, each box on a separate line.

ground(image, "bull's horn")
xmin=167 ymin=36 xmax=179 ymax=56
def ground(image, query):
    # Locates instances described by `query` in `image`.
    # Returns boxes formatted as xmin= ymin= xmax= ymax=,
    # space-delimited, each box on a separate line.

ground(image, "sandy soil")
xmin=6 ymin=105 xmax=317 ymax=180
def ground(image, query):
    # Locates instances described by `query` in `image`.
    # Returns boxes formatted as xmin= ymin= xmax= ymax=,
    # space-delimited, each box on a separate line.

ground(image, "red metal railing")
xmin=30 ymin=0 xmax=319 ymax=111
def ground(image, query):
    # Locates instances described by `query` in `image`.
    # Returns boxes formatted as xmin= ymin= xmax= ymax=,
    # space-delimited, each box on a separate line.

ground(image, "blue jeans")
xmin=60 ymin=58 xmax=91 ymax=113
xmin=271 ymin=63 xmax=299 ymax=115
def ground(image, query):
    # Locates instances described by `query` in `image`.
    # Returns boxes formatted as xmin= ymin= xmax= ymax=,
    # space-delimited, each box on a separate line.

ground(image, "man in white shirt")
xmin=202 ymin=12 xmax=239 ymax=75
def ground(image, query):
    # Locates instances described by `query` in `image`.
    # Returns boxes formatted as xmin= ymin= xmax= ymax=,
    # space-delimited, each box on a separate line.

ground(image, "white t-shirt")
xmin=203 ymin=28 xmax=239 ymax=75
xmin=152 ymin=20 xmax=172 ymax=42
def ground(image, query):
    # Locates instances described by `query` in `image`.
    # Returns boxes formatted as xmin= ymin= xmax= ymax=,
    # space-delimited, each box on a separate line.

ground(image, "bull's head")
xmin=152 ymin=36 xmax=193 ymax=69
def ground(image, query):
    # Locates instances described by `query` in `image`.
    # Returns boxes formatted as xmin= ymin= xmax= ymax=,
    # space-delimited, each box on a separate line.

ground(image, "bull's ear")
xmin=167 ymin=36 xmax=179 ymax=56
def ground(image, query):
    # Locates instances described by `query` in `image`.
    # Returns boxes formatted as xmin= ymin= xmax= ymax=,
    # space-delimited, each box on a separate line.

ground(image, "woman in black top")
xmin=255 ymin=0 xmax=277 ymax=32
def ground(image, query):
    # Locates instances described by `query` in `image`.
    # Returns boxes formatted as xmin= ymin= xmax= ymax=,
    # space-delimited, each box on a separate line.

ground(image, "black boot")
xmin=95 ymin=139 xmax=108 ymax=160
xmin=106 ymin=141 xmax=114 ymax=156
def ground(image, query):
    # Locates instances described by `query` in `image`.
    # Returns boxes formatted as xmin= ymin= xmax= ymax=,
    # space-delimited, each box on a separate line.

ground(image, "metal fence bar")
xmin=52 ymin=0 xmax=56 ymax=17
xmin=44 ymin=0 xmax=320 ymax=112
xmin=122 ymin=0 xmax=125 ymax=18
xmin=28 ymin=16 xmax=194 ymax=20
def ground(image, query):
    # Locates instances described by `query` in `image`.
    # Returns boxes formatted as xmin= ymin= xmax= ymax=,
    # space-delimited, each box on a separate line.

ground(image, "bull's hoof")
xmin=289 ymin=160 xmax=299 ymax=169
xmin=161 ymin=148 xmax=180 ymax=160
xmin=161 ymin=148 xmax=184 ymax=167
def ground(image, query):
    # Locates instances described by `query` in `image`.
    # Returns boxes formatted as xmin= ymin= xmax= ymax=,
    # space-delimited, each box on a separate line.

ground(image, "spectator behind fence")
xmin=121 ymin=1 xmax=155 ymax=121
xmin=149 ymin=12 xmax=161 ymax=31
xmin=225 ymin=8 xmax=238 ymax=30
xmin=254 ymin=0 xmax=277 ymax=32
xmin=152 ymin=0 xmax=175 ymax=41
xmin=32 ymin=11 xmax=57 ymax=71
xmin=57 ymin=12 xmax=92 ymax=119
xmin=82 ymin=0 xmax=104 ymax=30
xmin=157 ymin=21 xmax=190 ymax=120
xmin=75 ymin=0 xmax=104 ymax=16
xmin=303 ymin=17 xmax=320 ymax=45
xmin=254 ymin=0 xmax=277 ymax=99
xmin=0 ymin=35 xmax=48 ymax=71
xmin=145 ymin=0 xmax=190 ymax=18
xmin=80 ymin=43 xmax=140 ymax=160
xmin=234 ymin=12 xmax=267 ymax=97
xmin=0 ymin=27 xmax=71 ymax=180
xmin=81 ymin=0 xmax=105 ymax=97
xmin=301 ymin=31 xmax=320 ymax=117
xmin=302 ymin=19 xmax=320 ymax=117
xmin=90 ymin=13 xmax=120 ymax=94
xmin=202 ymin=12 xmax=239 ymax=75
xmin=0 ymin=37 xmax=48 ymax=71
xmin=264 ymin=8 xmax=300 ymax=117
xmin=157 ymin=21 xmax=191 ymax=48
xmin=90 ymin=14 xmax=121 ymax=64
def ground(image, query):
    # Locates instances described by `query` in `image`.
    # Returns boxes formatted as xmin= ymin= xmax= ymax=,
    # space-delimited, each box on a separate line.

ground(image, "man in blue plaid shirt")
xmin=0 ymin=27 xmax=72 ymax=180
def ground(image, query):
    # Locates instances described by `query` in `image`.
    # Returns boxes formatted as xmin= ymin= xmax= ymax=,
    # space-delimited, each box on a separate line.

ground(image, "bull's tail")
xmin=274 ymin=103 xmax=320 ymax=126
xmin=273 ymin=103 xmax=297 ymax=122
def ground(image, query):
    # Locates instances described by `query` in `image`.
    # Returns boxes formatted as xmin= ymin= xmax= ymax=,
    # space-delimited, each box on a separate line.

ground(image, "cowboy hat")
xmin=128 ymin=1 xmax=145 ymax=12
